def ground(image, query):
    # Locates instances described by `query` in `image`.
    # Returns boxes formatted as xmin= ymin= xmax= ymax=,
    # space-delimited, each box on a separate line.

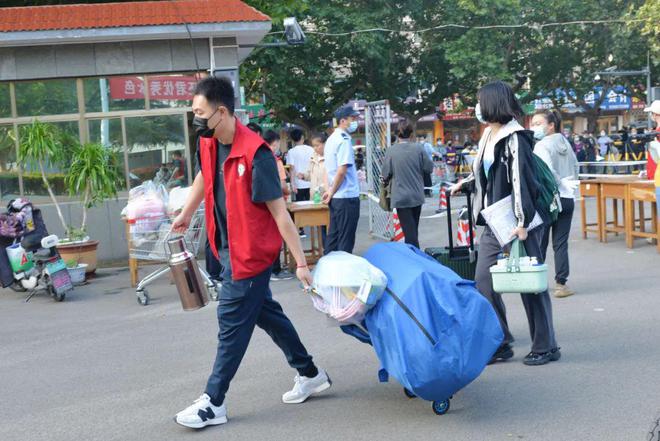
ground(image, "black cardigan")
xmin=469 ymin=130 xmax=542 ymax=228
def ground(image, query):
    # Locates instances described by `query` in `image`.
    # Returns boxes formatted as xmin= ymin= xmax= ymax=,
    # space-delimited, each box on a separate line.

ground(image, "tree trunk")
xmin=81 ymin=187 xmax=90 ymax=231
xmin=411 ymin=118 xmax=420 ymax=138
xmin=585 ymin=107 xmax=601 ymax=135
xmin=38 ymin=160 xmax=68 ymax=233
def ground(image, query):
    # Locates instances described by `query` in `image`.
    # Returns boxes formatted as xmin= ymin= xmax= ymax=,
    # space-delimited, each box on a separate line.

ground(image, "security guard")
xmin=172 ymin=77 xmax=330 ymax=429
xmin=322 ymin=106 xmax=362 ymax=254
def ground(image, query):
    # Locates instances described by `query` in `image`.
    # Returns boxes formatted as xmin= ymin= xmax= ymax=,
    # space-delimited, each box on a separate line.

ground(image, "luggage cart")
xmin=127 ymin=207 xmax=217 ymax=306
xmin=339 ymin=291 xmax=453 ymax=416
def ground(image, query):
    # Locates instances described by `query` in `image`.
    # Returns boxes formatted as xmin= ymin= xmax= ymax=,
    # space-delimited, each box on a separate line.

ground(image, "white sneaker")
xmin=174 ymin=393 xmax=227 ymax=429
xmin=282 ymin=370 xmax=332 ymax=404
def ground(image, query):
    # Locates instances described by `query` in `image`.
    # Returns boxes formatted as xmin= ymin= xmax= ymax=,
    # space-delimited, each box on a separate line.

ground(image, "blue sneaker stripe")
xmin=197 ymin=407 xmax=215 ymax=422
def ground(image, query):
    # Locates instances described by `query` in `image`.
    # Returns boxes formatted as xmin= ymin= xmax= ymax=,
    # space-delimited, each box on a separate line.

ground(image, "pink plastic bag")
xmin=125 ymin=181 xmax=168 ymax=234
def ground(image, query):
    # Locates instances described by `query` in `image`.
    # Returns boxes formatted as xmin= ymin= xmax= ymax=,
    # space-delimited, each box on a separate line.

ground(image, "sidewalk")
xmin=1 ymin=198 xmax=659 ymax=441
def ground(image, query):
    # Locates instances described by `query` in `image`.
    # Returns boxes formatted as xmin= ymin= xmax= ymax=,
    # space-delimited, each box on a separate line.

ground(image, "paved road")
xmin=1 ymin=198 xmax=659 ymax=441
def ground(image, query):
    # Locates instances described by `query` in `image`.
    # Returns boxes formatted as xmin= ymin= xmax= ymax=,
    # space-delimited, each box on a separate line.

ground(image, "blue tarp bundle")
xmin=362 ymin=242 xmax=503 ymax=402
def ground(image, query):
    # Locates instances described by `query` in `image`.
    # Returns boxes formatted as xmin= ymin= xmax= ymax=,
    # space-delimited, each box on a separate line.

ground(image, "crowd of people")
xmin=205 ymin=84 xmax=658 ymax=309
xmin=169 ymin=74 xmax=660 ymax=430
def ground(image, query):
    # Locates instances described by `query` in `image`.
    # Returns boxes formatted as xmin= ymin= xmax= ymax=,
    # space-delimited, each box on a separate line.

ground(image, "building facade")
xmin=0 ymin=0 xmax=270 ymax=261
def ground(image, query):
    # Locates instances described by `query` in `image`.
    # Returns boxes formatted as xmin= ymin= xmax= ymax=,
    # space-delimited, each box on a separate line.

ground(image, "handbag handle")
xmin=506 ymin=239 xmax=527 ymax=273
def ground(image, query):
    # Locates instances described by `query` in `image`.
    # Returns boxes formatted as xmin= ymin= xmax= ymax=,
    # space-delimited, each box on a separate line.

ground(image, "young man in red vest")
xmin=171 ymin=77 xmax=330 ymax=429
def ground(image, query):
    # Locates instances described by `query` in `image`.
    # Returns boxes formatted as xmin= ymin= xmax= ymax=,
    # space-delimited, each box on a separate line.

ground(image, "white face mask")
xmin=475 ymin=103 xmax=486 ymax=124
xmin=533 ymin=126 xmax=546 ymax=140
xmin=347 ymin=120 xmax=358 ymax=133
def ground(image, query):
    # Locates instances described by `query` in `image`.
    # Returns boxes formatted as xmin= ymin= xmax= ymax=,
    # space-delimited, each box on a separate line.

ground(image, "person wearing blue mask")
xmin=531 ymin=110 xmax=579 ymax=298
xmin=323 ymin=105 xmax=362 ymax=253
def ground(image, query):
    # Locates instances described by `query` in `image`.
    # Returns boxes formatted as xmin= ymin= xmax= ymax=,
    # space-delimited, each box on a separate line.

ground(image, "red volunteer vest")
xmin=648 ymin=132 xmax=659 ymax=181
xmin=198 ymin=120 xmax=282 ymax=280
xmin=648 ymin=156 xmax=657 ymax=182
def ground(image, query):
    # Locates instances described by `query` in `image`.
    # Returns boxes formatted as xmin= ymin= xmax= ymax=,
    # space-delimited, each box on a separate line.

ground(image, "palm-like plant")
xmin=17 ymin=119 xmax=68 ymax=232
xmin=65 ymin=142 xmax=124 ymax=235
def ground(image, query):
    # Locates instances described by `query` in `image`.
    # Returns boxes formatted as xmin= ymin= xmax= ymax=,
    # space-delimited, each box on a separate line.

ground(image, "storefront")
xmin=0 ymin=0 xmax=270 ymax=202
xmin=532 ymin=87 xmax=649 ymax=135
xmin=432 ymin=97 xmax=482 ymax=146
xmin=0 ymin=0 xmax=270 ymax=259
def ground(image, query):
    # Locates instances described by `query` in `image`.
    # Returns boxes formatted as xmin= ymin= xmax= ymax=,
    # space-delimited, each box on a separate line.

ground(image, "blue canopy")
xmin=363 ymin=243 xmax=503 ymax=402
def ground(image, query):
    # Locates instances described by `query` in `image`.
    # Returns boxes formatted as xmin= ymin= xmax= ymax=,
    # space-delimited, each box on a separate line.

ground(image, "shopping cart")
xmin=127 ymin=207 xmax=218 ymax=306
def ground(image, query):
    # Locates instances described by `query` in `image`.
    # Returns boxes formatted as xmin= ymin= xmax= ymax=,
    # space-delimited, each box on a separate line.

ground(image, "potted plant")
xmin=17 ymin=120 xmax=70 ymax=233
xmin=58 ymin=141 xmax=124 ymax=274
xmin=65 ymin=258 xmax=88 ymax=284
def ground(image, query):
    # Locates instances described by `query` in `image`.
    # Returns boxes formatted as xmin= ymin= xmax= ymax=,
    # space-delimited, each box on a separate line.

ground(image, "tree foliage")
xmin=4 ymin=0 xmax=658 ymax=133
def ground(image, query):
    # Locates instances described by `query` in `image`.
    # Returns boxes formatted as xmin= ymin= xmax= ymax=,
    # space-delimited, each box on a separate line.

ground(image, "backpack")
xmin=506 ymin=135 xmax=561 ymax=224
xmin=532 ymin=155 xmax=561 ymax=223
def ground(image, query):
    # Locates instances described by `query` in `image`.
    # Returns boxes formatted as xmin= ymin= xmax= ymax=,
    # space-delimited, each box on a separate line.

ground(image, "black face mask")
xmin=192 ymin=108 xmax=219 ymax=138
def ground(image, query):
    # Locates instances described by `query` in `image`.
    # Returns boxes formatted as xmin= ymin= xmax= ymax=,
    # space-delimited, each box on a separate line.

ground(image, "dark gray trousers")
xmin=396 ymin=205 xmax=422 ymax=249
xmin=325 ymin=197 xmax=360 ymax=254
xmin=541 ymin=198 xmax=574 ymax=285
xmin=474 ymin=226 xmax=558 ymax=353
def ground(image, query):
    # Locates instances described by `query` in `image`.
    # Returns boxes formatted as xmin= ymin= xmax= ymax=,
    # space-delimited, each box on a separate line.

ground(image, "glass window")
xmin=88 ymin=118 xmax=123 ymax=148
xmin=0 ymin=83 xmax=11 ymax=118
xmin=17 ymin=121 xmax=80 ymax=203
xmin=125 ymin=115 xmax=189 ymax=189
xmin=87 ymin=118 xmax=129 ymax=197
xmin=147 ymin=74 xmax=196 ymax=109
xmin=84 ymin=77 xmax=146 ymax=112
xmin=15 ymin=79 xmax=78 ymax=116
xmin=0 ymin=125 xmax=20 ymax=200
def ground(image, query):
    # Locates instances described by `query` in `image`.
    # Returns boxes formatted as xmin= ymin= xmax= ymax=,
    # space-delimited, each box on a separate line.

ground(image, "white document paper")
xmin=292 ymin=200 xmax=317 ymax=206
xmin=480 ymin=195 xmax=543 ymax=247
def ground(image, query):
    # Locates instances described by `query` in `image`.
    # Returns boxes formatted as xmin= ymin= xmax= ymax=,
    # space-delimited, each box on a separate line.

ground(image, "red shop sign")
xmin=109 ymin=76 xmax=198 ymax=100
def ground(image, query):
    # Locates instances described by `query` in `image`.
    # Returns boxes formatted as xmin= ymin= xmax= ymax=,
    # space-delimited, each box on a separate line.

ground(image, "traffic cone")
xmin=391 ymin=209 xmax=405 ymax=242
xmin=456 ymin=206 xmax=477 ymax=247
xmin=436 ymin=185 xmax=448 ymax=213
xmin=456 ymin=218 xmax=470 ymax=246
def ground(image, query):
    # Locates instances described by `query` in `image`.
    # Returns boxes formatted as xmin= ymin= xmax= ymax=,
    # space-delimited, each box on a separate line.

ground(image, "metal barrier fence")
xmin=578 ymin=160 xmax=647 ymax=178
xmin=365 ymin=100 xmax=392 ymax=240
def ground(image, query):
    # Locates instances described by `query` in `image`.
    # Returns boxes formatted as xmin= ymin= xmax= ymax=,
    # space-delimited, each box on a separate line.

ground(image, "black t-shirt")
xmin=195 ymin=139 xmax=283 ymax=261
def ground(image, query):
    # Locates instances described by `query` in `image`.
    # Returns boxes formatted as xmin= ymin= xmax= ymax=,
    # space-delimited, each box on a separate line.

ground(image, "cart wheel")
xmin=403 ymin=388 xmax=416 ymax=399
xmin=432 ymin=399 xmax=450 ymax=415
xmin=55 ymin=292 xmax=66 ymax=302
xmin=137 ymin=290 xmax=149 ymax=306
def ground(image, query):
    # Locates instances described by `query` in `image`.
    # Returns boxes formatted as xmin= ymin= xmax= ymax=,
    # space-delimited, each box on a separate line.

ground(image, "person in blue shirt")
xmin=436 ymin=138 xmax=447 ymax=159
xmin=322 ymin=105 xmax=362 ymax=253
xmin=421 ymin=140 xmax=436 ymax=196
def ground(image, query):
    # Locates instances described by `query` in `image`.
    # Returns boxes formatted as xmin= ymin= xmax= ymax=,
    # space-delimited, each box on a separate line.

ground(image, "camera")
xmin=284 ymin=17 xmax=306 ymax=45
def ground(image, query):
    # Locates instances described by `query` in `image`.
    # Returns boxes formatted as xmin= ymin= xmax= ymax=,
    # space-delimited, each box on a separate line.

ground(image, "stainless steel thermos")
xmin=167 ymin=236 xmax=209 ymax=311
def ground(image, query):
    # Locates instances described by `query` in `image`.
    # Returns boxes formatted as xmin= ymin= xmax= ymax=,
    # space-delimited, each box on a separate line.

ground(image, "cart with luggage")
xmin=310 ymin=242 xmax=503 ymax=416
xmin=127 ymin=207 xmax=217 ymax=305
